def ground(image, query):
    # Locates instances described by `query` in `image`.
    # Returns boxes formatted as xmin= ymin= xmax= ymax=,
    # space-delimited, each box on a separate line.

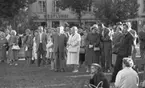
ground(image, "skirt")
xmin=67 ymin=52 xmax=79 ymax=65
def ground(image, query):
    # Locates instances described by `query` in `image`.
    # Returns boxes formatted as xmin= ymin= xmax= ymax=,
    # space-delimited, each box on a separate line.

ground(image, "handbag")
xmin=94 ymin=47 xmax=100 ymax=51
xmin=89 ymin=81 xmax=103 ymax=88
xmin=12 ymin=45 xmax=20 ymax=50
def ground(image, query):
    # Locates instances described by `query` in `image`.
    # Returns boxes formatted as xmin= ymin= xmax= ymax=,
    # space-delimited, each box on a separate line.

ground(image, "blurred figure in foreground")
xmin=115 ymin=57 xmax=139 ymax=88
xmin=89 ymin=63 xmax=109 ymax=88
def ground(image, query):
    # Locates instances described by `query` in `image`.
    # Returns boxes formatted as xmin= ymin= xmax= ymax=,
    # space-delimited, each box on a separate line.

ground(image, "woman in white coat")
xmin=67 ymin=26 xmax=81 ymax=73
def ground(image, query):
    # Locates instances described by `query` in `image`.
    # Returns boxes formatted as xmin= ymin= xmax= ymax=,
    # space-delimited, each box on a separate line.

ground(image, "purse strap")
xmin=89 ymin=81 xmax=103 ymax=88
xmin=96 ymin=81 xmax=103 ymax=88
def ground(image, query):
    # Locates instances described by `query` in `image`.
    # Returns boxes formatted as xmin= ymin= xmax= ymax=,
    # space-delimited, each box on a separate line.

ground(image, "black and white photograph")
xmin=0 ymin=0 xmax=145 ymax=88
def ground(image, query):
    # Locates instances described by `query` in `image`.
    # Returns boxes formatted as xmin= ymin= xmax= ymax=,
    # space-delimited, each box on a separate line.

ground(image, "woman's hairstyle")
xmin=11 ymin=30 xmax=17 ymax=35
xmin=91 ymin=63 xmax=102 ymax=72
xmin=72 ymin=26 xmax=78 ymax=32
xmin=26 ymin=29 xmax=31 ymax=34
xmin=0 ymin=32 xmax=5 ymax=38
xmin=90 ymin=24 xmax=98 ymax=31
xmin=123 ymin=57 xmax=134 ymax=67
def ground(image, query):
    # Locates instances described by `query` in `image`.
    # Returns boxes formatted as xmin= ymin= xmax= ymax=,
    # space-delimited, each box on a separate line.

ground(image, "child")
xmin=46 ymin=36 xmax=54 ymax=70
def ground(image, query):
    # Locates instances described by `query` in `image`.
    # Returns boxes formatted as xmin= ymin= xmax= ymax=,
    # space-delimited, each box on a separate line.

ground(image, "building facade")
xmin=129 ymin=0 xmax=145 ymax=32
xmin=29 ymin=0 xmax=96 ymax=28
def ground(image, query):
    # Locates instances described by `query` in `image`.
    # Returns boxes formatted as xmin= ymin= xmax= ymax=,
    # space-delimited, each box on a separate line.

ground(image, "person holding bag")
xmin=85 ymin=25 xmax=101 ymax=73
xmin=67 ymin=26 xmax=81 ymax=73
xmin=23 ymin=29 xmax=33 ymax=65
xmin=89 ymin=63 xmax=109 ymax=88
xmin=8 ymin=30 xmax=19 ymax=66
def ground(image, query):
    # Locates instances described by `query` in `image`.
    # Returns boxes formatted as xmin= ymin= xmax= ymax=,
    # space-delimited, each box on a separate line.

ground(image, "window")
xmin=52 ymin=21 xmax=60 ymax=28
xmin=53 ymin=0 xmax=59 ymax=12
xmin=39 ymin=1 xmax=46 ymax=12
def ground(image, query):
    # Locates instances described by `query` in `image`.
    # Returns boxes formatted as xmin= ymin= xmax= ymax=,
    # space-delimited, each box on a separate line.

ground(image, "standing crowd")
xmin=0 ymin=21 xmax=145 ymax=88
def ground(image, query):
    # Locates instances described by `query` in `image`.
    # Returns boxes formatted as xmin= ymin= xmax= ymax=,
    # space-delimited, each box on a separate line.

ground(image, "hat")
xmin=91 ymin=63 xmax=101 ymax=68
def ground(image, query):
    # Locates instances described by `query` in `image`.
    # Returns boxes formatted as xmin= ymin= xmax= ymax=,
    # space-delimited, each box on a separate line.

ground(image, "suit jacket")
xmin=52 ymin=33 xmax=67 ymax=53
xmin=35 ymin=32 xmax=47 ymax=52
xmin=116 ymin=32 xmax=134 ymax=56
xmin=23 ymin=35 xmax=33 ymax=50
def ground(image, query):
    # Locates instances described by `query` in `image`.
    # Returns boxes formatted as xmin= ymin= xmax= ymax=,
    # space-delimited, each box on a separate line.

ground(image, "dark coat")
xmin=85 ymin=33 xmax=101 ymax=65
xmin=116 ymin=32 xmax=134 ymax=57
xmin=23 ymin=35 xmax=33 ymax=50
xmin=23 ymin=35 xmax=33 ymax=58
xmin=0 ymin=37 xmax=7 ymax=60
xmin=89 ymin=73 xmax=110 ymax=88
xmin=139 ymin=31 xmax=145 ymax=50
xmin=52 ymin=33 xmax=67 ymax=53
xmin=35 ymin=32 xmax=47 ymax=52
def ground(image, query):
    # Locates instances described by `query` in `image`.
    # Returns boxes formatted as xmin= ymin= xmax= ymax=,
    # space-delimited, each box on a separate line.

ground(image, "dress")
xmin=85 ymin=33 xmax=101 ymax=66
xmin=8 ymin=36 xmax=19 ymax=62
xmin=23 ymin=35 xmax=33 ymax=58
xmin=32 ymin=37 xmax=37 ymax=60
xmin=46 ymin=40 xmax=53 ymax=59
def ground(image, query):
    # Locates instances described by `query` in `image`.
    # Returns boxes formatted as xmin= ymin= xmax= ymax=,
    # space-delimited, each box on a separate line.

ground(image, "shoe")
xmin=72 ymin=70 xmax=78 ymax=73
xmin=61 ymin=69 xmax=65 ymax=72
xmin=10 ymin=63 xmax=13 ymax=65
xmin=86 ymin=70 xmax=89 ymax=73
xmin=15 ymin=63 xmax=18 ymax=66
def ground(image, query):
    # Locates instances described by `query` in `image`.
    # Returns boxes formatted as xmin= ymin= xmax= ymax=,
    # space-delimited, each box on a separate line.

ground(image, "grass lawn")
xmin=0 ymin=60 xmax=144 ymax=88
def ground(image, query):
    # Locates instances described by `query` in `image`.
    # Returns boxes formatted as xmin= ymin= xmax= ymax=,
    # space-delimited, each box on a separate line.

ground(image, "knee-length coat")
xmin=67 ymin=33 xmax=81 ymax=65
xmin=85 ymin=33 xmax=101 ymax=65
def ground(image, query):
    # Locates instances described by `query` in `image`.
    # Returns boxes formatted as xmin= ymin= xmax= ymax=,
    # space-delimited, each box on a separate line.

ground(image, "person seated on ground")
xmin=142 ymin=80 xmax=145 ymax=88
xmin=115 ymin=57 xmax=139 ymax=88
xmin=89 ymin=63 xmax=110 ymax=88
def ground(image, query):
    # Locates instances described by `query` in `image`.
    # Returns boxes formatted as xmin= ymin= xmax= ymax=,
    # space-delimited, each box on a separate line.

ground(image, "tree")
xmin=93 ymin=0 xmax=139 ymax=25
xmin=57 ymin=0 xmax=92 ymax=26
xmin=0 ymin=0 xmax=36 ymax=32
xmin=10 ymin=8 xmax=39 ymax=34
xmin=0 ymin=0 xmax=36 ymax=19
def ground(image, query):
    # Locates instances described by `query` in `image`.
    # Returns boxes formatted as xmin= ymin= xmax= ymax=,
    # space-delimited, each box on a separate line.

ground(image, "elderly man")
xmin=35 ymin=26 xmax=47 ymax=67
xmin=52 ymin=26 xmax=67 ymax=72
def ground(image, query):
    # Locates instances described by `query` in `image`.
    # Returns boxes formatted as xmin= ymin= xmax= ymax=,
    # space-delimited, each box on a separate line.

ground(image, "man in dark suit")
xmin=36 ymin=26 xmax=47 ymax=67
xmin=52 ymin=26 xmax=67 ymax=72
xmin=111 ymin=23 xmax=134 ymax=82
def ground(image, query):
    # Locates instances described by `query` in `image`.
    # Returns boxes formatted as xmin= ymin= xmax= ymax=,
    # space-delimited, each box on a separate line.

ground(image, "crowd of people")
xmin=0 ymin=21 xmax=145 ymax=88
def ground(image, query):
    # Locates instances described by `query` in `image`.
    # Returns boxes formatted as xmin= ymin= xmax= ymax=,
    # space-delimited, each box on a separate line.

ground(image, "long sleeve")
xmin=85 ymin=34 xmax=90 ymax=46
xmin=128 ymin=35 xmax=134 ymax=56
xmin=94 ymin=34 xmax=101 ymax=47
xmin=115 ymin=71 xmax=122 ymax=88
